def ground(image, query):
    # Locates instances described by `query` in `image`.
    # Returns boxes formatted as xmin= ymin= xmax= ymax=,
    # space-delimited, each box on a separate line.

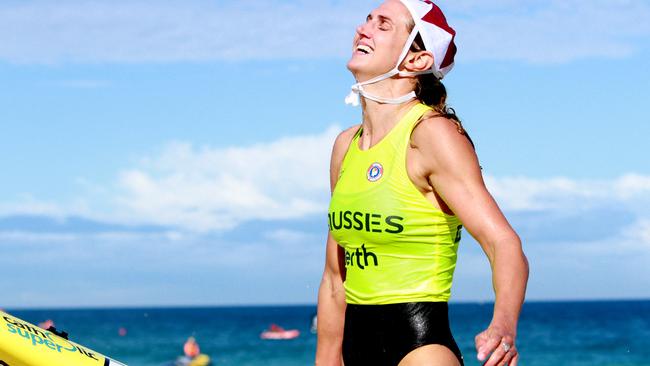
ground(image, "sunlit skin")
xmin=346 ymin=0 xmax=430 ymax=110
xmin=347 ymin=1 xmax=412 ymax=81
xmin=316 ymin=1 xmax=529 ymax=366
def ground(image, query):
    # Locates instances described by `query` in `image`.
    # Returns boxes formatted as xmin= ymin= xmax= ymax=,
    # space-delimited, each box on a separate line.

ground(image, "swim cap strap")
xmin=346 ymin=85 xmax=417 ymax=106
xmin=346 ymin=28 xmax=421 ymax=106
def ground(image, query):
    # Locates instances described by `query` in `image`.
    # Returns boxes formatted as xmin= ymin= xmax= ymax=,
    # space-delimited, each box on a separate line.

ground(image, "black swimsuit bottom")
xmin=343 ymin=302 xmax=464 ymax=366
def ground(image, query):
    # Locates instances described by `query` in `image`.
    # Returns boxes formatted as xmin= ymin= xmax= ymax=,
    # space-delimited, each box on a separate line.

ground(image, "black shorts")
xmin=343 ymin=302 xmax=464 ymax=366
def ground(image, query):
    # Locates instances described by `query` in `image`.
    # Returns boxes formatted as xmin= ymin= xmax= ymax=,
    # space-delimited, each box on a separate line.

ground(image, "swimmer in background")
xmin=178 ymin=337 xmax=212 ymax=366
xmin=183 ymin=337 xmax=200 ymax=359
xmin=38 ymin=319 xmax=55 ymax=330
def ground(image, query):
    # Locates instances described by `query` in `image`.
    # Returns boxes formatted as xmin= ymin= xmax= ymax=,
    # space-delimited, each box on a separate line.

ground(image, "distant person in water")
xmin=38 ymin=319 xmax=55 ymax=330
xmin=269 ymin=324 xmax=284 ymax=332
xmin=184 ymin=337 xmax=200 ymax=359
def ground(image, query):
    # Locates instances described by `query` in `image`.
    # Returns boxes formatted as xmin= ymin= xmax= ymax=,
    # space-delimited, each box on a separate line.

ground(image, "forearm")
xmin=490 ymin=235 xmax=529 ymax=332
xmin=315 ymin=274 xmax=347 ymax=366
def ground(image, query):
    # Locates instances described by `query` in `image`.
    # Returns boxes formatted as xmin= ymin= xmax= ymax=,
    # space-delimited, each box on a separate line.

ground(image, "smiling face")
xmin=347 ymin=0 xmax=414 ymax=82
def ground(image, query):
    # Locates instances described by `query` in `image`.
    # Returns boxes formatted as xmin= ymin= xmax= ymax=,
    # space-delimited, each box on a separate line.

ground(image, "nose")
xmin=356 ymin=21 xmax=371 ymax=39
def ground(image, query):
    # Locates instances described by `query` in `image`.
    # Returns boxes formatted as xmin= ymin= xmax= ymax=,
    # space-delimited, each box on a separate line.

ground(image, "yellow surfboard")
xmin=0 ymin=311 xmax=127 ymax=366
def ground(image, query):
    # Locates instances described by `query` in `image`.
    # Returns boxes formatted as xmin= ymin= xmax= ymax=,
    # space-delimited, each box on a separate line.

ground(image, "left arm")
xmin=411 ymin=116 xmax=529 ymax=366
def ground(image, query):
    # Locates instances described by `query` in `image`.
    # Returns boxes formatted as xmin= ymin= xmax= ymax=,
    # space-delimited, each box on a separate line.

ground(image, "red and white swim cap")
xmin=399 ymin=0 xmax=457 ymax=79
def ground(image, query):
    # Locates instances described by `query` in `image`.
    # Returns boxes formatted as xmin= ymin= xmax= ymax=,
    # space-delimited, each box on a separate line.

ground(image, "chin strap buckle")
xmin=345 ymin=86 xmax=362 ymax=106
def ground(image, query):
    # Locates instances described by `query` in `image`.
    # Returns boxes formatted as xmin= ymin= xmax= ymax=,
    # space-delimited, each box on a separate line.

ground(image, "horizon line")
xmin=5 ymin=296 xmax=650 ymax=312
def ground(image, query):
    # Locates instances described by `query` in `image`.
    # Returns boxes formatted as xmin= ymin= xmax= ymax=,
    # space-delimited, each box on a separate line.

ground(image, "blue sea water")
xmin=6 ymin=300 xmax=650 ymax=366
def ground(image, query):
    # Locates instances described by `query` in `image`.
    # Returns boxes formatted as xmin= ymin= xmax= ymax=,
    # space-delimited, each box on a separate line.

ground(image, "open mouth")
xmin=356 ymin=44 xmax=373 ymax=55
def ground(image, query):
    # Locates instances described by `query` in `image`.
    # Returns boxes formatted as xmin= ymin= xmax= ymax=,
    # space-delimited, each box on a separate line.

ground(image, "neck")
xmin=359 ymin=74 xmax=416 ymax=120
xmin=359 ymin=98 xmax=419 ymax=149
xmin=352 ymin=71 xmax=419 ymax=147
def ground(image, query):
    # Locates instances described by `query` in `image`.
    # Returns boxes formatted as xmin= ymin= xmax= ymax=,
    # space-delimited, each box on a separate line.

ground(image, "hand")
xmin=475 ymin=324 xmax=518 ymax=366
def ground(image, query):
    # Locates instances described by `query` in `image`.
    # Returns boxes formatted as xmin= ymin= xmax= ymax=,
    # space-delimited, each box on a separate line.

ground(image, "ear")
xmin=402 ymin=50 xmax=434 ymax=73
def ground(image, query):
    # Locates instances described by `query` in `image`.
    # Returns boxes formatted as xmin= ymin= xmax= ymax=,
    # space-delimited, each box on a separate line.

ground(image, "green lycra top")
xmin=328 ymin=103 xmax=463 ymax=305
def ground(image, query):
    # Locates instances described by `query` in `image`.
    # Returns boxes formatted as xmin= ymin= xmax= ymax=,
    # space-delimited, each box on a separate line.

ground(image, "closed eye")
xmin=365 ymin=13 xmax=393 ymax=31
xmin=377 ymin=15 xmax=393 ymax=30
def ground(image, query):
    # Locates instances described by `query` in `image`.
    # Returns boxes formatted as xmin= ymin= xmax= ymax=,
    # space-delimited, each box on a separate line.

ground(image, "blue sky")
xmin=1 ymin=0 xmax=649 ymax=308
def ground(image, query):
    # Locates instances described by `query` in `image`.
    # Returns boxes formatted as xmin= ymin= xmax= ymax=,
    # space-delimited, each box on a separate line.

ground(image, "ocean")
xmin=6 ymin=300 xmax=650 ymax=366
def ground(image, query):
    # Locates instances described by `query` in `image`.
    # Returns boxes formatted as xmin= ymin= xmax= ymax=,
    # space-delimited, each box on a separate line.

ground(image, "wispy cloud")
xmin=0 ymin=196 xmax=69 ymax=218
xmin=1 ymin=0 xmax=648 ymax=64
xmin=1 ymin=126 xmax=649 ymax=237
xmin=0 ymin=230 xmax=181 ymax=243
xmin=485 ymin=174 xmax=650 ymax=212
xmin=113 ymin=126 xmax=340 ymax=231
xmin=263 ymin=228 xmax=317 ymax=244
xmin=0 ymin=219 xmax=325 ymax=307
xmin=484 ymin=174 xmax=650 ymax=247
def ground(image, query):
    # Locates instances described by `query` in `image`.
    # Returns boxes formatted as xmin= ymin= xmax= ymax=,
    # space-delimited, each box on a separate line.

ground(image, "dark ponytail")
xmin=410 ymin=32 xmax=475 ymax=149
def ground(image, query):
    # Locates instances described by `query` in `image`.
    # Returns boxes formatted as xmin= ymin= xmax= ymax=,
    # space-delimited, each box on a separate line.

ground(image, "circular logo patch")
xmin=367 ymin=162 xmax=384 ymax=182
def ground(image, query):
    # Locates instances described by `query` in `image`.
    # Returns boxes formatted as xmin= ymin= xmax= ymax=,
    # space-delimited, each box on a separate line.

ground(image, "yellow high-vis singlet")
xmin=329 ymin=103 xmax=463 ymax=305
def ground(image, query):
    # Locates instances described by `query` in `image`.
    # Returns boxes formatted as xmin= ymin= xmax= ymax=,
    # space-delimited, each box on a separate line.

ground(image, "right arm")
xmin=315 ymin=126 xmax=359 ymax=366
xmin=315 ymin=233 xmax=346 ymax=366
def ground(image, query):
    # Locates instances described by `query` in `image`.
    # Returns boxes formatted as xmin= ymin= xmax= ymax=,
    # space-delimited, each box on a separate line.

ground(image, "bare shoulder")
xmin=411 ymin=115 xmax=478 ymax=172
xmin=331 ymin=125 xmax=360 ymax=164
xmin=330 ymin=124 xmax=360 ymax=189
xmin=411 ymin=114 xmax=469 ymax=150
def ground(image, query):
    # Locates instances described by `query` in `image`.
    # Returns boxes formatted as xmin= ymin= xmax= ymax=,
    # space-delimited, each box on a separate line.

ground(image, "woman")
xmin=316 ymin=1 xmax=529 ymax=366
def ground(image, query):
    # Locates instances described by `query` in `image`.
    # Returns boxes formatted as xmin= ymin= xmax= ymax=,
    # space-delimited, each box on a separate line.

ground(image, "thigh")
xmin=398 ymin=344 xmax=461 ymax=366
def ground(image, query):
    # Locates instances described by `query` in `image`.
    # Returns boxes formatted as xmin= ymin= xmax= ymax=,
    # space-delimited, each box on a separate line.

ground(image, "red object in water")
xmin=118 ymin=327 xmax=127 ymax=337
xmin=260 ymin=324 xmax=300 ymax=340
xmin=38 ymin=320 xmax=55 ymax=329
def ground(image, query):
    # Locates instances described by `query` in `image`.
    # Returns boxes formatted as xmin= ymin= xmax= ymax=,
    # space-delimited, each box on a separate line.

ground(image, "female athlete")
xmin=316 ymin=1 xmax=529 ymax=365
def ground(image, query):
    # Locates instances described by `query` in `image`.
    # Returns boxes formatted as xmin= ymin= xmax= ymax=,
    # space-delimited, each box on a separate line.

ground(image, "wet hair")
xmin=407 ymin=22 xmax=475 ymax=149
